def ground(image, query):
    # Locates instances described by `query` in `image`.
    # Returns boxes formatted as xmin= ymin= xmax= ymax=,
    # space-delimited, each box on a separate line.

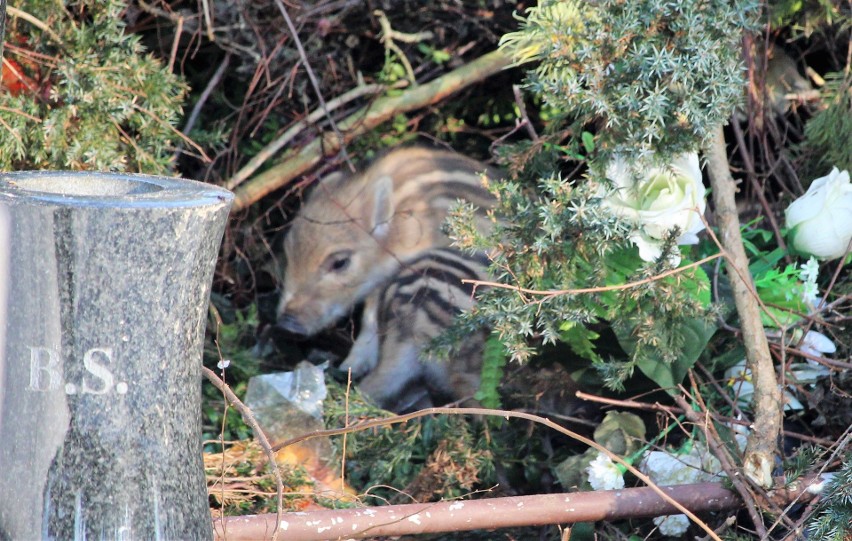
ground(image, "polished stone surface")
xmin=0 ymin=172 xmax=232 ymax=540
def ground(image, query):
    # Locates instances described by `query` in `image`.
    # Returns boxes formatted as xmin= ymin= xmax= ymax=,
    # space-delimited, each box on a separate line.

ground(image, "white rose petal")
xmin=726 ymin=354 xmax=828 ymax=411
xmin=795 ymin=330 xmax=834 ymax=380
xmin=785 ymin=168 xmax=852 ymax=260
xmin=629 ymin=230 xmax=664 ymax=262
xmin=801 ymin=330 xmax=836 ymax=356
xmin=785 ymin=394 xmax=805 ymax=410
xmin=602 ymin=152 xmax=706 ymax=264
xmin=586 ymin=453 xmax=625 ymax=491
xmin=789 ymin=362 xmax=830 ymax=384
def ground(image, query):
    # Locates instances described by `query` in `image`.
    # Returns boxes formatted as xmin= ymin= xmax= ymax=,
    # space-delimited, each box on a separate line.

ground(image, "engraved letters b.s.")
xmin=27 ymin=345 xmax=125 ymax=395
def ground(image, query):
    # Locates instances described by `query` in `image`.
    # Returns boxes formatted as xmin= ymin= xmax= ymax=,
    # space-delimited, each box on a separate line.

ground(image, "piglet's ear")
xmin=313 ymin=171 xmax=346 ymax=194
xmin=370 ymin=175 xmax=394 ymax=240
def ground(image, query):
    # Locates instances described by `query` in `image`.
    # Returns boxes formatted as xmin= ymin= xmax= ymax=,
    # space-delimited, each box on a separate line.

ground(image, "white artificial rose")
xmin=602 ymin=152 xmax=706 ymax=264
xmin=785 ymin=168 xmax=852 ymax=260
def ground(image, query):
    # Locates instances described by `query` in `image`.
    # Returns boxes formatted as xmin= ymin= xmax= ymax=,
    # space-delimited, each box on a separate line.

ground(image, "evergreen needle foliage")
xmin=501 ymin=0 xmax=760 ymax=159
xmin=806 ymin=452 xmax=852 ymax=541
xmin=447 ymin=0 xmax=757 ymax=391
xmin=0 ymin=0 xmax=187 ymax=173
xmin=797 ymin=72 xmax=852 ymax=178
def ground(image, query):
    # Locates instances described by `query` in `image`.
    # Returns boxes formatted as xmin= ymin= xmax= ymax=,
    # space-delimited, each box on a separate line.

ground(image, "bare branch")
xmin=213 ymin=483 xmax=742 ymax=540
xmin=225 ymin=83 xmax=384 ymax=191
xmin=704 ymin=124 xmax=782 ymax=488
xmin=274 ymin=0 xmax=354 ymax=172
xmin=230 ymin=49 xmax=512 ymax=212
xmin=5 ymin=6 xmax=62 ymax=44
xmin=271 ymin=406 xmax=723 ymax=541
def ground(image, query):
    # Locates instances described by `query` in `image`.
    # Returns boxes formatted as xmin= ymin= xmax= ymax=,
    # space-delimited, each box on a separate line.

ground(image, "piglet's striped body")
xmin=341 ymin=248 xmax=489 ymax=412
xmin=276 ymin=148 xmax=498 ymax=410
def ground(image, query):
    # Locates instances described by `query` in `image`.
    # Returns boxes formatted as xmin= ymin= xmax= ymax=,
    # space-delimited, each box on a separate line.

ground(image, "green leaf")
xmin=475 ymin=336 xmax=507 ymax=409
xmin=593 ymin=411 xmax=646 ymax=455
xmin=756 ymin=285 xmax=808 ymax=327
xmin=542 ymin=141 xmax=585 ymax=161
xmin=749 ymin=247 xmax=792 ymax=279
xmin=615 ymin=316 xmax=717 ymax=392
xmin=581 ymin=131 xmax=595 ymax=154
xmin=599 ymin=247 xmax=644 ymax=311
xmin=607 ymin=247 xmax=645 ymax=277
xmin=641 ymin=317 xmax=716 ymax=391
xmin=568 ymin=522 xmax=596 ymax=541
xmin=432 ymin=49 xmax=451 ymax=63
xmin=750 ymin=262 xmax=809 ymax=327
xmin=667 ymin=257 xmax=712 ymax=307
xmin=553 ymin=448 xmax=597 ymax=490
xmin=559 ymin=322 xmax=602 ymax=362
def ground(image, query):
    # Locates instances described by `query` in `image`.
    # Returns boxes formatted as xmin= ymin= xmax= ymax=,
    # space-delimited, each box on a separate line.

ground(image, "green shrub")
xmin=1 ymin=0 xmax=187 ymax=173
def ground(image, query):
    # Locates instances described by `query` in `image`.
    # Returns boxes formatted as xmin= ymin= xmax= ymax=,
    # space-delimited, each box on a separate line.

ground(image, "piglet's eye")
xmin=323 ymin=251 xmax=352 ymax=273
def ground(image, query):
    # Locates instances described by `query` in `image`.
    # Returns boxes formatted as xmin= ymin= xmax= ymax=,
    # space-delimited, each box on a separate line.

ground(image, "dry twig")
xmin=202 ymin=367 xmax=286 ymax=541
xmin=274 ymin=0 xmax=354 ymax=172
xmin=5 ymin=6 xmax=62 ymax=43
xmin=225 ymin=83 xmax=383 ymax=190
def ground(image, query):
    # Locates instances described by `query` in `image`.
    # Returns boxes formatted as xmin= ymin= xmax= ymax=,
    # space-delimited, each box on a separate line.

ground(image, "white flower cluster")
xmin=639 ymin=442 xmax=723 ymax=537
xmin=601 ymin=152 xmax=706 ymax=265
xmin=586 ymin=453 xmax=625 ymax=491
xmin=654 ymin=514 xmax=690 ymax=537
xmin=799 ymin=257 xmax=820 ymax=305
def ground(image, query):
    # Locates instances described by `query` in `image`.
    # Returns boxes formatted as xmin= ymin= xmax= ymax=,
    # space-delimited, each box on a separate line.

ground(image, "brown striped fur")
xmin=276 ymin=148 xmax=498 ymax=410
xmin=342 ymin=248 xmax=488 ymax=411
xmin=277 ymin=147 xmax=498 ymax=336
